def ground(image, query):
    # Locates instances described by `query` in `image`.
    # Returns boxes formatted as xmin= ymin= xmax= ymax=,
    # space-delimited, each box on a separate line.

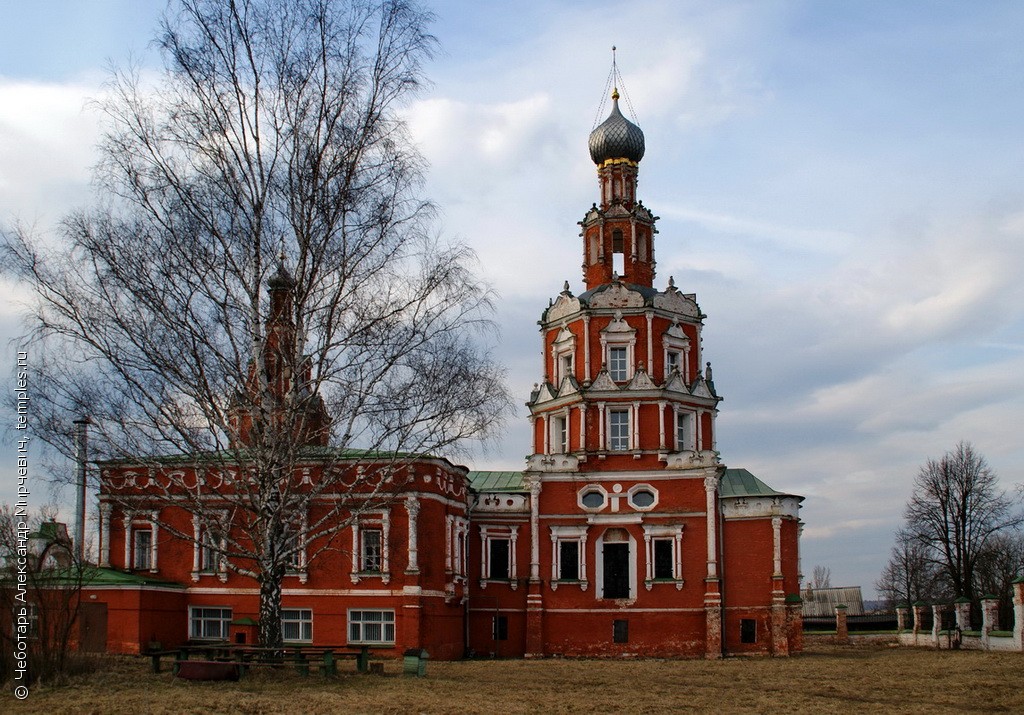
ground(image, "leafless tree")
xmin=0 ymin=507 xmax=92 ymax=684
xmin=903 ymin=442 xmax=1022 ymax=603
xmin=2 ymin=0 xmax=511 ymax=648
xmin=975 ymin=531 xmax=1024 ymax=628
xmin=810 ymin=565 xmax=831 ymax=590
xmin=875 ymin=529 xmax=944 ymax=609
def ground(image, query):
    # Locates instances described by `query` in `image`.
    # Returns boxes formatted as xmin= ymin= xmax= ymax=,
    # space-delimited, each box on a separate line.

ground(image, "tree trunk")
xmin=258 ymin=571 xmax=284 ymax=650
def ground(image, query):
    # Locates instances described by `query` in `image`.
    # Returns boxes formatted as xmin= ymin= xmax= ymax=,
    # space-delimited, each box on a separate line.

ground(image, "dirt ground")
xmin=7 ymin=639 xmax=1023 ymax=714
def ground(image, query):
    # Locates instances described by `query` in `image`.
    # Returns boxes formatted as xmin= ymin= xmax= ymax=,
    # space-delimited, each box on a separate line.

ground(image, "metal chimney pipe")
xmin=73 ymin=417 xmax=90 ymax=563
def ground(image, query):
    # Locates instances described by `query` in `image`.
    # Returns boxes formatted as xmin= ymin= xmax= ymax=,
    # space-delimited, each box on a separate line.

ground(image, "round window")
xmin=581 ymin=490 xmax=604 ymax=509
xmin=630 ymin=489 xmax=655 ymax=508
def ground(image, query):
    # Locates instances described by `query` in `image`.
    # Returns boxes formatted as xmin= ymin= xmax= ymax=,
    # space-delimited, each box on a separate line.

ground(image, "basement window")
xmin=613 ymin=619 xmax=629 ymax=643
xmin=740 ymin=619 xmax=757 ymax=644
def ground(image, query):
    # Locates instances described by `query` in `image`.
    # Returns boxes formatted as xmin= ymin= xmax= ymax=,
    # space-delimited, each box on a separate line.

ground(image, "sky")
xmin=2 ymin=0 xmax=1024 ymax=599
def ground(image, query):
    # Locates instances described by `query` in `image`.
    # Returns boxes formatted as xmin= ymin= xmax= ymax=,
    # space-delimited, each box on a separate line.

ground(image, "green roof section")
xmin=467 ymin=470 xmax=527 ymax=492
xmin=4 ymin=566 xmax=186 ymax=589
xmin=719 ymin=468 xmax=796 ymax=499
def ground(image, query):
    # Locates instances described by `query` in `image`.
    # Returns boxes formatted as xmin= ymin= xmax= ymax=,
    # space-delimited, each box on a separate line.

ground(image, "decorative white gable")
xmin=588 ymin=284 xmax=646 ymax=309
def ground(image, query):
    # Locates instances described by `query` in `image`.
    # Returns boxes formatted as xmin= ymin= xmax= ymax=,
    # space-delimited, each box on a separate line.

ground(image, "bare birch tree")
xmin=2 ymin=0 xmax=511 ymax=648
xmin=874 ymin=529 xmax=944 ymax=609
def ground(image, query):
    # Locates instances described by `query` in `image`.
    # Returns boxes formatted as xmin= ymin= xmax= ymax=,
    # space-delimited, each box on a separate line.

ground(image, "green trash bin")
xmin=402 ymin=648 xmax=429 ymax=677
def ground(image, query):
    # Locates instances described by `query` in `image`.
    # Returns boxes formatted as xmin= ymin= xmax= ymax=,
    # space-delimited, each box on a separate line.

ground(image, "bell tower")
xmin=582 ymin=88 xmax=657 ymax=289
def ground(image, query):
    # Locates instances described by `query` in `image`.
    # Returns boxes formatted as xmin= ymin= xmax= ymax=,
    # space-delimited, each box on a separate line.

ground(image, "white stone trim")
xmin=642 ymin=523 xmax=684 ymax=590
xmin=549 ymin=525 xmax=589 ymax=591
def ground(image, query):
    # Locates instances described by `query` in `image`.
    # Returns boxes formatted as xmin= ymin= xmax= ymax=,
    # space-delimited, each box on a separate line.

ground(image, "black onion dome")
xmin=588 ymin=94 xmax=645 ymax=165
xmin=268 ymin=258 xmax=296 ymax=289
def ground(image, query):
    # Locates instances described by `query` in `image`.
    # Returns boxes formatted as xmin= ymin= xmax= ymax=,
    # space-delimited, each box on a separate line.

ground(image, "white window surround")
xmin=608 ymin=408 xmax=631 ymax=451
xmin=550 ymin=411 xmax=570 ymax=454
xmin=549 ymin=525 xmax=589 ymax=591
xmin=578 ymin=485 xmax=609 ymax=512
xmin=282 ymin=608 xmax=313 ymax=642
xmin=600 ymin=313 xmax=637 ymax=383
xmin=348 ymin=609 xmax=395 ymax=645
xmin=642 ymin=524 xmax=684 ymax=591
xmin=550 ymin=325 xmax=577 ymax=386
xmin=283 ymin=513 xmax=309 ymax=583
xmin=627 ymin=483 xmax=659 ymax=511
xmin=595 ymin=528 xmax=638 ymax=601
xmin=445 ymin=515 xmax=470 ymax=580
xmin=676 ymin=408 xmax=697 ymax=452
xmin=478 ymin=525 xmax=519 ymax=589
xmin=350 ymin=511 xmax=390 ymax=584
xmin=662 ymin=324 xmax=691 ymax=383
xmin=124 ymin=511 xmax=159 ymax=573
xmin=191 ymin=512 xmax=229 ymax=583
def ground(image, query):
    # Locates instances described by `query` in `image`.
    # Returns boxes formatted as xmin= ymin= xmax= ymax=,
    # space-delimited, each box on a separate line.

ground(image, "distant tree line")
xmin=876 ymin=442 xmax=1023 ymax=627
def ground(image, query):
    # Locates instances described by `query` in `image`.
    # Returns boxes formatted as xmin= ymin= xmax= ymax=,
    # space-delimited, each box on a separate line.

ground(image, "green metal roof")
xmin=78 ymin=567 xmax=185 ymax=588
xmin=467 ymin=471 xmax=527 ymax=492
xmin=720 ymin=468 xmax=799 ymax=500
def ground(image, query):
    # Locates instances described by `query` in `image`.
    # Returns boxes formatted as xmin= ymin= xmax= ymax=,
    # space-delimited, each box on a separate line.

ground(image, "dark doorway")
xmin=740 ymin=618 xmax=756 ymax=644
xmin=603 ymin=543 xmax=630 ymax=599
xmin=79 ymin=602 xmax=108 ymax=652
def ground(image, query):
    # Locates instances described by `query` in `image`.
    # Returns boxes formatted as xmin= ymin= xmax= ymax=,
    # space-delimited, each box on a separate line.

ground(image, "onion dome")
xmin=268 ymin=256 xmax=295 ymax=290
xmin=588 ymin=89 xmax=645 ymax=165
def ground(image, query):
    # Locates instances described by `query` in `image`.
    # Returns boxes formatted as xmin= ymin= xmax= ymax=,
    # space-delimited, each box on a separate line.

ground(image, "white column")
xmin=479 ymin=527 xmax=488 ymax=580
xmin=445 ymin=514 xmax=454 ymax=573
xmin=583 ymin=316 xmax=592 ymax=383
xmin=632 ymin=401 xmax=640 ymax=450
xmin=644 ymin=529 xmax=653 ymax=583
xmin=772 ymin=516 xmax=783 ymax=577
xmin=527 ymin=476 xmax=541 ymax=582
xmin=797 ymin=522 xmax=804 ymax=584
xmin=658 ymin=400 xmax=666 ymax=450
xmin=123 ymin=515 xmax=132 ymax=570
xmin=578 ymin=404 xmax=586 ymax=452
xmin=381 ymin=510 xmax=391 ymax=579
xmin=696 ymin=409 xmax=704 ymax=451
xmin=704 ymin=474 xmax=719 ymax=579
xmin=542 ymin=413 xmax=550 ymax=454
xmin=598 ymin=402 xmax=606 ymax=450
xmin=98 ymin=502 xmax=111 ymax=568
xmin=191 ymin=513 xmax=201 ymax=581
xmin=149 ymin=510 xmax=159 ymax=572
xmin=405 ymin=496 xmax=420 ymax=574
xmin=510 ymin=526 xmax=520 ymax=581
xmin=674 ymin=528 xmax=683 ymax=581
xmin=645 ymin=311 xmax=653 ymax=374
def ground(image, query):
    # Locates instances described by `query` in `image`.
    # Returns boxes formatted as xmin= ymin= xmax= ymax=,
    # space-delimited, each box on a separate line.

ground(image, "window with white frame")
xmin=552 ymin=414 xmax=569 ymax=454
xmin=189 ymin=606 xmax=232 ymax=640
xmin=360 ymin=528 xmax=382 ymax=572
xmin=642 ymin=525 xmax=684 ymax=589
xmin=351 ymin=512 xmax=390 ymax=583
xmin=479 ymin=526 xmax=518 ymax=585
xmin=348 ymin=610 xmax=395 ymax=645
xmin=676 ymin=410 xmax=695 ymax=451
xmin=199 ymin=531 xmax=218 ymax=573
xmin=559 ymin=353 xmax=574 ymax=384
xmin=133 ymin=528 xmax=152 ymax=570
xmin=550 ymin=525 xmax=588 ymax=588
xmin=609 ymin=409 xmax=630 ymax=451
xmin=666 ymin=350 xmax=681 ymax=377
xmin=608 ymin=346 xmax=628 ymax=381
xmin=282 ymin=608 xmax=313 ymax=642
xmin=283 ymin=521 xmax=306 ymax=573
xmin=488 ymin=538 xmax=510 ymax=579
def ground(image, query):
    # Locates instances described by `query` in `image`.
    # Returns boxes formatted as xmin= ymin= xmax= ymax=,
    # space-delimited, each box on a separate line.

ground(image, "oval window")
xmin=630 ymin=489 xmax=655 ymax=508
xmin=581 ymin=491 xmax=604 ymax=509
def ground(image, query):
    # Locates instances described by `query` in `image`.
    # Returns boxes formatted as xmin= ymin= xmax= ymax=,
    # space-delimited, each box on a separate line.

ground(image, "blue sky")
xmin=3 ymin=1 xmax=1024 ymax=598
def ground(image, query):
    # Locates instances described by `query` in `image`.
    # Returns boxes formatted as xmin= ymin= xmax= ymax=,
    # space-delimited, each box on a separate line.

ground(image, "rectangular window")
xmin=198 ymin=528 xmax=219 ymax=572
xmin=676 ymin=411 xmax=693 ymax=451
xmin=133 ymin=529 xmax=152 ymax=570
xmin=613 ymin=619 xmax=629 ymax=643
xmin=348 ymin=610 xmax=395 ymax=645
xmin=609 ymin=409 xmax=630 ymax=451
xmin=488 ymin=538 xmax=510 ymax=580
xmin=560 ymin=354 xmax=573 ymax=383
xmin=653 ymin=539 xmax=674 ymax=580
xmin=492 ymin=615 xmax=508 ymax=641
xmin=609 ymin=346 xmax=628 ymax=381
xmin=282 ymin=608 xmax=313 ymax=642
xmin=666 ymin=351 xmax=680 ymax=377
xmin=553 ymin=416 xmax=568 ymax=454
xmin=190 ymin=607 xmax=232 ymax=640
xmin=740 ymin=618 xmax=757 ymax=644
xmin=360 ymin=529 xmax=382 ymax=572
xmin=283 ymin=526 xmax=303 ymax=571
xmin=558 ymin=540 xmax=580 ymax=581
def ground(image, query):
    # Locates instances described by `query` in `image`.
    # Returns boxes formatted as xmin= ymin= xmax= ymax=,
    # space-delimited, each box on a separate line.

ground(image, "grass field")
xmin=8 ymin=639 xmax=1023 ymax=714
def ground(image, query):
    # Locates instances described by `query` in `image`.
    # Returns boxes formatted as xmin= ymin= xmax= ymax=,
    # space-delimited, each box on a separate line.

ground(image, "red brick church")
xmin=79 ymin=88 xmax=804 ymax=659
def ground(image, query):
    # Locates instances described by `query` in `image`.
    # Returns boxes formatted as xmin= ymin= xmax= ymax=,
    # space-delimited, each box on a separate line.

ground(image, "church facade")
xmin=84 ymin=90 xmax=804 ymax=659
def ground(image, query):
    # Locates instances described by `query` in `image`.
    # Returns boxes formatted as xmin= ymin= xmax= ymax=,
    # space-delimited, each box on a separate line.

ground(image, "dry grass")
xmin=8 ymin=639 xmax=1023 ymax=714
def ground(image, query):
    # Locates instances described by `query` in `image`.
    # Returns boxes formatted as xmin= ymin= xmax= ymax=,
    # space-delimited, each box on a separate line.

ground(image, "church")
xmin=82 ymin=87 xmax=804 ymax=659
